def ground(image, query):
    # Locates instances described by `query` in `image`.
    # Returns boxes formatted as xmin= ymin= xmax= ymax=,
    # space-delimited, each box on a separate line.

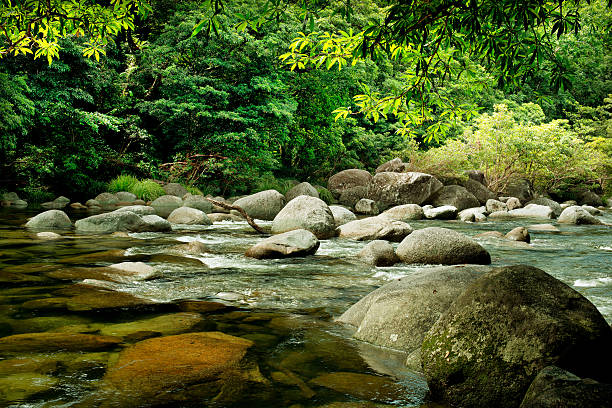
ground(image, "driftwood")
xmin=204 ymin=197 xmax=266 ymax=234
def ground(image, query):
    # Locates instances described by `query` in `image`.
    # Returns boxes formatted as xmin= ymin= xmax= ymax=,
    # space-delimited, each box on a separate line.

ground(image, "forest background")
xmin=1 ymin=0 xmax=611 ymax=203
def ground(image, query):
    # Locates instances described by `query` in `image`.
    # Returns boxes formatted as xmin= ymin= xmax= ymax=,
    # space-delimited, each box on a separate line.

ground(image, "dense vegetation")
xmin=1 ymin=0 xmax=611 ymax=202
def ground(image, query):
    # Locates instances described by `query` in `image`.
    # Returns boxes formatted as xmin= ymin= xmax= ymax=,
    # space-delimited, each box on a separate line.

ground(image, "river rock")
xmin=98 ymin=332 xmax=262 ymax=406
xmin=337 ymin=216 xmax=413 ymax=242
xmin=581 ymin=205 xmax=602 ymax=215
xmin=245 ymin=229 xmax=319 ymax=259
xmin=0 ymin=373 xmax=58 ymax=403
xmin=107 ymin=262 xmax=158 ymax=281
xmin=424 ymin=205 xmax=458 ymax=220
xmin=328 ymin=169 xmax=372 ymax=207
xmin=464 ymin=179 xmax=496 ymax=205
xmin=505 ymin=226 xmax=530 ymax=243
xmin=396 ymin=227 xmax=491 ymax=265
xmin=376 ymin=157 xmax=407 ymax=173
xmin=162 ymin=183 xmax=187 ymax=197
xmin=167 ymin=241 xmax=208 ymax=256
xmin=475 ymin=231 xmax=505 ymax=239
xmin=12 ymin=199 xmax=27 ymax=208
xmin=183 ymin=194 xmax=213 ymax=213
xmin=503 ymin=179 xmax=533 ymax=202
xmin=151 ymin=195 xmax=183 ymax=218
xmin=208 ymin=213 xmax=244 ymax=222
xmin=354 ymin=198 xmax=379 ymax=215
xmin=309 ymin=372 xmax=407 ymax=403
xmin=579 ymin=191 xmax=603 ymax=207
xmin=506 ymin=197 xmax=523 ymax=210
xmin=41 ymin=195 xmax=70 ymax=209
xmin=167 ymin=207 xmax=212 ymax=225
xmin=430 ymin=185 xmax=480 ymax=211
xmin=509 ymin=204 xmax=555 ymax=219
xmin=141 ymin=215 xmax=172 ymax=231
xmin=75 ymin=211 xmax=151 ymax=233
xmin=486 ymin=199 xmax=508 ymax=213
xmin=36 ymin=231 xmax=62 ymax=240
xmin=114 ymin=205 xmax=156 ymax=216
xmin=94 ymin=193 xmax=118 ymax=209
xmin=528 ymin=224 xmax=560 ymax=233
xmin=329 ymin=205 xmax=357 ymax=227
xmin=272 ymin=195 xmax=335 ymax=239
xmin=1 ymin=192 xmax=19 ymax=202
xmin=25 ymin=210 xmax=72 ymax=230
xmin=85 ymin=199 xmax=99 ymax=207
xmin=458 ymin=207 xmax=487 ymax=222
xmin=100 ymin=313 xmax=205 ymax=338
xmin=114 ymin=191 xmax=136 ymax=202
xmin=338 ymin=265 xmax=491 ymax=369
xmin=488 ymin=210 xmax=512 ymax=219
xmin=368 ymin=172 xmax=443 ymax=209
xmin=421 ymin=265 xmax=612 ymax=408
xmin=558 ymin=206 xmax=602 ymax=225
xmin=233 ymin=190 xmax=286 ymax=221
xmin=285 ymin=182 xmax=319 ymax=202
xmin=0 ymin=332 xmax=121 ymax=353
xmin=356 ymin=240 xmax=399 ymax=266
xmin=380 ymin=204 xmax=424 ymax=221
xmin=527 ymin=197 xmax=562 ymax=217
xmin=465 ymin=170 xmax=486 ymax=184
xmin=519 ymin=365 xmax=612 ymax=408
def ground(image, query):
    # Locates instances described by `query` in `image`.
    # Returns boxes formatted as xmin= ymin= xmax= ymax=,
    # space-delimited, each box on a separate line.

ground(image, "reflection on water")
xmin=0 ymin=207 xmax=611 ymax=407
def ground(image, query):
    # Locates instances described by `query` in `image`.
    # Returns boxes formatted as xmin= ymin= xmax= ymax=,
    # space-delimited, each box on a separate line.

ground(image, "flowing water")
xmin=0 ymin=207 xmax=611 ymax=407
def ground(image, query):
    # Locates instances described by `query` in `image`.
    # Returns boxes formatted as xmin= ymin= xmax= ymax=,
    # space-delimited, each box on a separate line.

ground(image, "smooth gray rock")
xmin=396 ymin=227 xmax=491 ymax=265
xmin=182 ymin=194 xmax=213 ymax=213
xmin=505 ymin=226 xmax=530 ymax=243
xmin=458 ymin=207 xmax=487 ymax=222
xmin=338 ymin=265 xmax=492 ymax=370
xmin=356 ymin=240 xmax=399 ymax=266
xmin=86 ymin=199 xmax=99 ymax=207
xmin=424 ymin=205 xmax=458 ymax=220
xmin=25 ymin=210 xmax=72 ymax=230
xmin=354 ymin=198 xmax=379 ymax=215
xmin=509 ymin=204 xmax=554 ymax=219
xmin=207 ymin=213 xmax=244 ymax=222
xmin=41 ymin=196 xmax=71 ymax=210
xmin=329 ymin=205 xmax=357 ymax=227
xmin=464 ymin=179 xmax=496 ymax=205
xmin=272 ymin=195 xmax=335 ymax=239
xmin=163 ymin=183 xmax=188 ymax=197
xmin=527 ymin=224 xmax=560 ymax=233
xmin=488 ymin=210 xmax=511 ymax=219
xmin=486 ymin=199 xmax=508 ymax=213
xmin=75 ymin=212 xmax=149 ymax=233
xmin=141 ymin=215 xmax=172 ymax=232
xmin=375 ymin=158 xmax=407 ymax=173
xmin=245 ymin=229 xmax=319 ymax=259
xmin=115 ymin=191 xmax=137 ymax=202
xmin=167 ymin=207 xmax=211 ymax=225
xmin=94 ymin=193 xmax=118 ymax=206
xmin=233 ymin=190 xmax=286 ymax=221
xmin=337 ymin=216 xmax=413 ymax=242
xmin=368 ymin=172 xmax=443 ymax=209
xmin=328 ymin=169 xmax=372 ymax=207
xmin=151 ymin=195 xmax=183 ymax=218
xmin=430 ymin=185 xmax=480 ymax=211
xmin=36 ymin=231 xmax=62 ymax=240
xmin=581 ymin=205 xmax=602 ymax=216
xmin=380 ymin=204 xmax=424 ymax=221
xmin=520 ymin=366 xmax=612 ymax=408
xmin=527 ymin=197 xmax=562 ymax=217
xmin=114 ymin=205 xmax=156 ymax=216
xmin=12 ymin=199 xmax=27 ymax=207
xmin=285 ymin=182 xmax=319 ymax=202
xmin=422 ymin=265 xmax=612 ymax=408
xmin=558 ymin=206 xmax=602 ymax=225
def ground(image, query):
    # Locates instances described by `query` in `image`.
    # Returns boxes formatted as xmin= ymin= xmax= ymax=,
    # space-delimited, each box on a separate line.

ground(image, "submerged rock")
xmin=208 ymin=213 xmax=244 ymax=222
xmin=309 ymin=372 xmax=407 ymax=403
xmin=99 ymin=312 xmax=205 ymax=338
xmin=422 ymin=265 xmax=612 ymax=408
xmin=528 ymin=224 xmax=560 ymax=233
xmin=0 ymin=332 xmax=121 ymax=353
xmin=36 ymin=231 xmax=62 ymax=240
xmin=272 ymin=195 xmax=336 ymax=239
xmin=337 ymin=216 xmax=413 ymax=242
xmin=245 ymin=229 xmax=320 ymax=259
xmin=25 ymin=210 xmax=72 ymax=230
xmin=356 ymin=240 xmax=399 ymax=266
xmin=396 ymin=227 xmax=491 ymax=265
xmin=0 ymin=373 xmax=58 ymax=403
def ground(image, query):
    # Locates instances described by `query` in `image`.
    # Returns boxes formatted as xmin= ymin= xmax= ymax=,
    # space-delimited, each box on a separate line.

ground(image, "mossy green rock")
xmin=0 ymin=332 xmax=121 ymax=353
xmin=421 ymin=265 xmax=612 ymax=408
xmin=99 ymin=312 xmax=205 ymax=338
xmin=0 ymin=373 xmax=58 ymax=403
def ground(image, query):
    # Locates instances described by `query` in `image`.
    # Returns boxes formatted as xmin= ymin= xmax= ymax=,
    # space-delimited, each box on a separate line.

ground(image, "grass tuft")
xmin=108 ymin=175 xmax=139 ymax=193
xmin=131 ymin=179 xmax=165 ymax=201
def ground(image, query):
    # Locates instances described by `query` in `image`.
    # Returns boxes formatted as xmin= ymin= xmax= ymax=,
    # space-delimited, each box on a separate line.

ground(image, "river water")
xmin=1 ymin=207 xmax=611 ymax=407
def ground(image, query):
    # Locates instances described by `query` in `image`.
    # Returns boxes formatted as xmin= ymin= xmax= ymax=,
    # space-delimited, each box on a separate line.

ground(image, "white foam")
xmin=598 ymin=246 xmax=612 ymax=251
xmin=573 ymin=277 xmax=612 ymax=287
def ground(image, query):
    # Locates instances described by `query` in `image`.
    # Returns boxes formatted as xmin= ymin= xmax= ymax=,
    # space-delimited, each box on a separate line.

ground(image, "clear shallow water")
xmin=0 ymin=207 xmax=611 ymax=407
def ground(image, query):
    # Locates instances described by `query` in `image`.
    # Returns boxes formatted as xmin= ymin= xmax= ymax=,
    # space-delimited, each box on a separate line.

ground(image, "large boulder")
xmin=25 ymin=210 xmax=72 ymax=230
xmin=396 ymin=227 xmax=491 ymax=265
xmin=375 ymin=157 xmax=407 ymax=173
xmin=509 ymin=204 xmax=555 ymax=219
xmin=337 ymin=216 xmax=413 ymax=242
xmin=272 ymin=195 xmax=335 ymax=239
xmin=115 ymin=191 xmax=137 ymax=202
xmin=356 ymin=240 xmax=399 ymax=266
xmin=163 ymin=183 xmax=188 ymax=197
xmin=429 ymin=185 xmax=480 ymax=211
xmin=558 ymin=206 xmax=602 ymax=225
xmin=422 ymin=265 xmax=612 ymax=408
xmin=486 ymin=199 xmax=508 ymax=213
xmin=167 ymin=207 xmax=212 ymax=225
xmin=285 ymin=182 xmax=319 ymax=202
xmin=245 ymin=229 xmax=319 ymax=259
xmin=141 ymin=215 xmax=172 ymax=232
xmin=97 ymin=332 xmax=264 ymax=407
xmin=328 ymin=169 xmax=372 ymax=207
xmin=183 ymin=194 xmax=213 ymax=213
xmin=520 ymin=366 xmax=612 ymax=408
xmin=503 ymin=179 xmax=533 ymax=203
xmin=151 ymin=195 xmax=183 ymax=218
xmin=424 ymin=205 xmax=458 ymax=220
xmin=75 ymin=212 xmax=151 ymax=233
xmin=463 ymin=179 xmax=496 ymax=205
xmin=527 ymin=197 xmax=562 ymax=217
xmin=94 ymin=193 xmax=118 ymax=207
xmin=338 ymin=265 xmax=492 ymax=370
xmin=329 ymin=205 xmax=357 ymax=227
xmin=465 ymin=170 xmax=486 ymax=185
xmin=368 ymin=172 xmax=443 ymax=209
xmin=579 ymin=191 xmax=603 ymax=207
xmin=233 ymin=190 xmax=286 ymax=221
xmin=380 ymin=204 xmax=424 ymax=221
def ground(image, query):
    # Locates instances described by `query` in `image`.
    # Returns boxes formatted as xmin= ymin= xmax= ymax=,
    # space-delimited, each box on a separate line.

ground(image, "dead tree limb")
xmin=204 ymin=197 xmax=266 ymax=234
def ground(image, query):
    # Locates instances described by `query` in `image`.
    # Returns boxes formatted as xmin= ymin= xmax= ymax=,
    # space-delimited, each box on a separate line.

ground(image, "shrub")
xmin=252 ymin=173 xmax=296 ymax=195
xmin=107 ymin=174 xmax=139 ymax=193
xmin=185 ymin=185 xmax=203 ymax=196
xmin=131 ymin=179 xmax=165 ymax=201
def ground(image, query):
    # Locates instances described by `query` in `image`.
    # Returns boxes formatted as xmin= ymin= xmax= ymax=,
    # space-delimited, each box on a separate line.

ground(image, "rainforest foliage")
xmin=0 ymin=0 xmax=611 ymax=200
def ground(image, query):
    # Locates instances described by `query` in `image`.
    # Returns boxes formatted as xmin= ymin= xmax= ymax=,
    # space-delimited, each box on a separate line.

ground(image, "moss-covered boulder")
xmin=421 ymin=265 xmax=612 ymax=408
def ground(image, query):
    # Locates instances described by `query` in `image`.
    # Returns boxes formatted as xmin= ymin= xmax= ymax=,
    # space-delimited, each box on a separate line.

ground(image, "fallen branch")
xmin=204 ymin=197 xmax=266 ymax=234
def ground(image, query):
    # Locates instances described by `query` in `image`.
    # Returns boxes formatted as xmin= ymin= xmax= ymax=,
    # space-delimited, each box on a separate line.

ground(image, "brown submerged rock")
xmin=0 ymin=332 xmax=121 ymax=353
xmin=309 ymin=372 xmax=407 ymax=403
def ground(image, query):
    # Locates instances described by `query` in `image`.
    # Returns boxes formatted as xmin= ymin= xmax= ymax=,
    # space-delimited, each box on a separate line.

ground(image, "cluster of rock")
xmin=0 ymin=192 xmax=27 ymax=208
